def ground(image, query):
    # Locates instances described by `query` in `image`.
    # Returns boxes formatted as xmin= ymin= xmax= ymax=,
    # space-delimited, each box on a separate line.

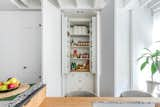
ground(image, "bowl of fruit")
xmin=0 ymin=77 xmax=20 ymax=92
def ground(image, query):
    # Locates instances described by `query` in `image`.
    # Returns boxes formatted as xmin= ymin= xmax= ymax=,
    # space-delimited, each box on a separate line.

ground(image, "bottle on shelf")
xmin=73 ymin=62 xmax=76 ymax=70
xmin=71 ymin=39 xmax=74 ymax=46
xmin=71 ymin=62 xmax=77 ymax=71
xmin=71 ymin=62 xmax=74 ymax=70
xmin=73 ymin=49 xmax=78 ymax=58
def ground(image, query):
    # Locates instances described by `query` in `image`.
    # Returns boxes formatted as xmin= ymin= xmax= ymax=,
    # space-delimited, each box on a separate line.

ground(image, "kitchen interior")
xmin=0 ymin=0 xmax=160 ymax=107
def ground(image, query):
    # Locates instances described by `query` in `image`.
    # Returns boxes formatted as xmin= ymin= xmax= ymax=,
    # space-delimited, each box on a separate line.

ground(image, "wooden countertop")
xmin=20 ymin=86 xmax=160 ymax=107
xmin=40 ymin=97 xmax=160 ymax=107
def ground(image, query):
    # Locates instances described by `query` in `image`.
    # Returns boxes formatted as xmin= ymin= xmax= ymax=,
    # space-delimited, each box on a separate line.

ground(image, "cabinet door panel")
xmin=91 ymin=17 xmax=97 ymax=74
xmin=62 ymin=15 xmax=70 ymax=74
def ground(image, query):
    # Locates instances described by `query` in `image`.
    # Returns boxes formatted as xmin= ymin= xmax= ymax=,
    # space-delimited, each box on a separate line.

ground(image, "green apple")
xmin=8 ymin=78 xmax=18 ymax=84
xmin=3 ymin=81 xmax=10 ymax=85
xmin=0 ymin=85 xmax=8 ymax=91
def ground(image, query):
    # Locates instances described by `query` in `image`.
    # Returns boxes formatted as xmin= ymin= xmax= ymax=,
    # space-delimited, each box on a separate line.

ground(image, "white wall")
xmin=114 ymin=0 xmax=130 ymax=97
xmin=0 ymin=1 xmax=18 ymax=10
xmin=42 ymin=0 xmax=62 ymax=96
xmin=113 ymin=1 xmax=153 ymax=96
xmin=100 ymin=0 xmax=115 ymax=96
xmin=0 ymin=11 xmax=41 ymax=83
xmin=152 ymin=12 xmax=160 ymax=42
xmin=131 ymin=8 xmax=153 ymax=90
xmin=114 ymin=5 xmax=153 ymax=95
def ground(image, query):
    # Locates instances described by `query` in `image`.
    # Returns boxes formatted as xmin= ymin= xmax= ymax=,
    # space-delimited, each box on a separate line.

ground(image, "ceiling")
xmin=48 ymin=0 xmax=108 ymax=9
xmin=0 ymin=0 xmax=41 ymax=10
xmin=0 ymin=0 xmax=108 ymax=10
xmin=0 ymin=0 xmax=159 ymax=12
xmin=0 ymin=0 xmax=18 ymax=10
xmin=144 ymin=0 xmax=160 ymax=13
xmin=123 ymin=0 xmax=160 ymax=13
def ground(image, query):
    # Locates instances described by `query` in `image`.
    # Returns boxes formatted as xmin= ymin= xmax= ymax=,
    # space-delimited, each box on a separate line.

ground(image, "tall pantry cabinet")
xmin=43 ymin=0 xmax=107 ymax=97
xmin=62 ymin=11 xmax=98 ymax=96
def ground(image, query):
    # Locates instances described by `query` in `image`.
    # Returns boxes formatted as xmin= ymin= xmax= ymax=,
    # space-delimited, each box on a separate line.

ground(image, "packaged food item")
xmin=77 ymin=53 xmax=80 ymax=58
xmin=73 ymin=49 xmax=78 ymax=58
xmin=73 ymin=25 xmax=88 ymax=35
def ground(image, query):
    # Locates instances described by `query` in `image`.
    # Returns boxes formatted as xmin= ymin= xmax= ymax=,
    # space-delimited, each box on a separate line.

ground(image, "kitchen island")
xmin=40 ymin=97 xmax=160 ymax=107
xmin=0 ymin=83 xmax=46 ymax=107
xmin=2 ymin=85 xmax=160 ymax=107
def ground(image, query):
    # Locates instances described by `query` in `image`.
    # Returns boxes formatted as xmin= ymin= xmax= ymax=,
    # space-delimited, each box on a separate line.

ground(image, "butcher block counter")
xmin=10 ymin=85 xmax=160 ymax=107
xmin=39 ymin=97 xmax=160 ymax=107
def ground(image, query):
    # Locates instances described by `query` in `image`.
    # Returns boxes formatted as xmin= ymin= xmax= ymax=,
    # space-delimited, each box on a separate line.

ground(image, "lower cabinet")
xmin=23 ymin=86 xmax=46 ymax=107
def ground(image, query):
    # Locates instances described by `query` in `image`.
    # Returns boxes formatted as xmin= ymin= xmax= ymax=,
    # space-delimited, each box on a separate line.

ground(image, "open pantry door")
xmin=90 ymin=16 xmax=98 ymax=96
xmin=62 ymin=14 xmax=70 ymax=74
xmin=91 ymin=16 xmax=97 ymax=74
xmin=61 ymin=14 xmax=70 ymax=96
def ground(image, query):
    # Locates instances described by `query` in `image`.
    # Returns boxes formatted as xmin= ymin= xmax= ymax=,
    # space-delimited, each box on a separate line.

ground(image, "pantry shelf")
xmin=70 ymin=58 xmax=90 ymax=60
xmin=71 ymin=69 xmax=90 ymax=72
xmin=70 ymin=34 xmax=90 ymax=37
xmin=71 ymin=46 xmax=91 ymax=48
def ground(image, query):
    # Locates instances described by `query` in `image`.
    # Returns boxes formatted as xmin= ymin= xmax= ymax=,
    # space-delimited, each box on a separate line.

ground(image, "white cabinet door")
xmin=91 ymin=16 xmax=97 ymax=74
xmin=62 ymin=15 xmax=70 ymax=74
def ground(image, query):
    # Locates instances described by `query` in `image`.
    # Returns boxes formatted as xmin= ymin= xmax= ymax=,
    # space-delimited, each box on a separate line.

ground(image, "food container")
xmin=73 ymin=26 xmax=88 ymax=35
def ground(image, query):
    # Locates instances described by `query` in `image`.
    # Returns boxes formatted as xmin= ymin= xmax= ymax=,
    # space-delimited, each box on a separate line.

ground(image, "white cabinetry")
xmin=62 ymin=11 xmax=98 ymax=96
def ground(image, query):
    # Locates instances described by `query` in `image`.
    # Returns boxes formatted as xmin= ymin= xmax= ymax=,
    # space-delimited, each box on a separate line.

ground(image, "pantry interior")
xmin=62 ymin=10 xmax=98 ymax=96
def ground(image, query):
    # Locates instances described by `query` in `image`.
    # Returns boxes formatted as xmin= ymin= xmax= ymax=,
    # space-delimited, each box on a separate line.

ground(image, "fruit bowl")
xmin=0 ymin=77 xmax=20 ymax=93
xmin=0 ymin=84 xmax=20 ymax=93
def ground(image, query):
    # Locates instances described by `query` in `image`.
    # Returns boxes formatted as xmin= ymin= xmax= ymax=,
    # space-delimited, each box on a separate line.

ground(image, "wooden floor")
xmin=39 ymin=97 xmax=160 ymax=107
